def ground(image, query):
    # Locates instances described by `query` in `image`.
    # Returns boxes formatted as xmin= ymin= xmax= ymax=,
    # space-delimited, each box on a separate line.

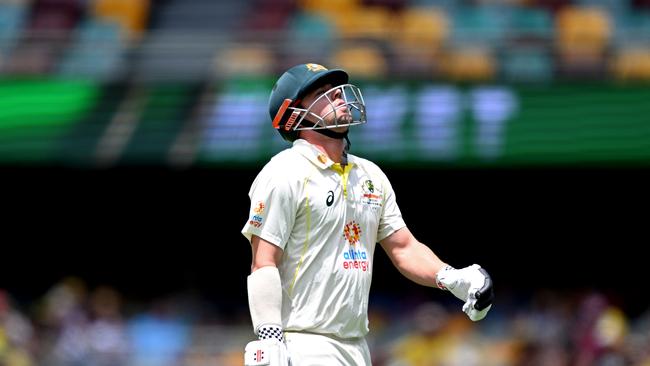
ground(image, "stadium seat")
xmin=555 ymin=5 xmax=612 ymax=75
xmin=575 ymin=0 xmax=631 ymax=17
xmin=284 ymin=11 xmax=337 ymax=64
xmin=555 ymin=6 xmax=612 ymax=57
xmin=28 ymin=0 xmax=83 ymax=32
xmin=509 ymin=6 xmax=554 ymax=41
xmin=149 ymin=0 xmax=248 ymax=32
xmin=288 ymin=11 xmax=336 ymax=43
xmin=330 ymin=6 xmax=394 ymax=41
xmin=394 ymin=7 xmax=449 ymax=50
xmin=450 ymin=5 xmax=510 ymax=46
xmin=501 ymin=47 xmax=554 ymax=82
xmin=215 ymin=44 xmax=275 ymax=77
xmin=329 ymin=44 xmax=388 ymax=78
xmin=130 ymin=30 xmax=220 ymax=82
xmin=612 ymin=10 xmax=650 ymax=46
xmin=440 ymin=47 xmax=496 ymax=81
xmin=91 ymin=0 xmax=150 ymax=40
xmin=0 ymin=2 xmax=28 ymax=54
xmin=297 ymin=0 xmax=359 ymax=14
xmin=407 ymin=0 xmax=456 ymax=11
xmin=240 ymin=0 xmax=295 ymax=32
xmin=389 ymin=6 xmax=449 ymax=78
xmin=611 ymin=47 xmax=650 ymax=80
xmin=57 ymin=20 xmax=125 ymax=80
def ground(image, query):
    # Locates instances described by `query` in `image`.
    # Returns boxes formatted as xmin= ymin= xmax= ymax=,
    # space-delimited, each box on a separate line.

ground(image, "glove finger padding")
xmin=473 ymin=268 xmax=494 ymax=311
xmin=245 ymin=339 xmax=291 ymax=366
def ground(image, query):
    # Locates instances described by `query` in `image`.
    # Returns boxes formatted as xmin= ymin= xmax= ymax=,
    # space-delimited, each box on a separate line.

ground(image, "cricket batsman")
xmin=242 ymin=63 xmax=494 ymax=365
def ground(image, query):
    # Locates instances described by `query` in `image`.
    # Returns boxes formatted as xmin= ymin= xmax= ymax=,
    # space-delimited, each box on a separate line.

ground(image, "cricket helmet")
xmin=268 ymin=63 xmax=366 ymax=142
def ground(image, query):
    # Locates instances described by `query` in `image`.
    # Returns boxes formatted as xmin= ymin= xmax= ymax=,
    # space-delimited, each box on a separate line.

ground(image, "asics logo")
xmin=326 ymin=190 xmax=334 ymax=206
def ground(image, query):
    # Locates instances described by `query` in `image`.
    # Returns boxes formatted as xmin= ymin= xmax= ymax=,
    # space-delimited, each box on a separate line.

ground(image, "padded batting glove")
xmin=244 ymin=338 xmax=291 ymax=366
xmin=436 ymin=264 xmax=494 ymax=321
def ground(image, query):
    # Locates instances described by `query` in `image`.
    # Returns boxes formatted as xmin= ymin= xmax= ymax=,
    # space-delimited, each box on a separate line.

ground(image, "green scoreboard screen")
xmin=198 ymin=79 xmax=650 ymax=167
xmin=0 ymin=78 xmax=648 ymax=167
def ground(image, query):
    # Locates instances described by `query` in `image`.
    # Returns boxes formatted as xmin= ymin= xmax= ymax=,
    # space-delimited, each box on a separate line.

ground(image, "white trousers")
xmin=284 ymin=332 xmax=371 ymax=366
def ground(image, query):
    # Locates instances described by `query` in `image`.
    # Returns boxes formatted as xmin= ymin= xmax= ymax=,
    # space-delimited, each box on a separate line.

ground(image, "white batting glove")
xmin=244 ymin=338 xmax=291 ymax=366
xmin=436 ymin=264 xmax=494 ymax=321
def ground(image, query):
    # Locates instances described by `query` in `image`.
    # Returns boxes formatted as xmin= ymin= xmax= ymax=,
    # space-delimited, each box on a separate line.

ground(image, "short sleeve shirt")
xmin=242 ymin=139 xmax=405 ymax=338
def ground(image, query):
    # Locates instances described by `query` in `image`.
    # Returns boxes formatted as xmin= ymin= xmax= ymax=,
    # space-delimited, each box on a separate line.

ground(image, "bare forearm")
xmin=389 ymin=241 xmax=446 ymax=288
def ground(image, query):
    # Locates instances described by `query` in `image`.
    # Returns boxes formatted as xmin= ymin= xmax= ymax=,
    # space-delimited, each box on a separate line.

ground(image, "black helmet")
xmin=268 ymin=63 xmax=366 ymax=142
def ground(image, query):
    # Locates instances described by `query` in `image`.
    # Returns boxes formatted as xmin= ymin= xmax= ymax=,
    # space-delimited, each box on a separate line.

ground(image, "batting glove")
xmin=244 ymin=338 xmax=291 ymax=366
xmin=436 ymin=264 xmax=494 ymax=321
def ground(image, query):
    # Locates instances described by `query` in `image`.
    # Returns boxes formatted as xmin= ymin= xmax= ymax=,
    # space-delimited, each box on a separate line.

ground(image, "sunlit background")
xmin=1 ymin=0 xmax=650 ymax=365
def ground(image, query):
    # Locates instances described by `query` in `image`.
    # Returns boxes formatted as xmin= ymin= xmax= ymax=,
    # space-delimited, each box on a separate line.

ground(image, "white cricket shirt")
xmin=242 ymin=139 xmax=406 ymax=339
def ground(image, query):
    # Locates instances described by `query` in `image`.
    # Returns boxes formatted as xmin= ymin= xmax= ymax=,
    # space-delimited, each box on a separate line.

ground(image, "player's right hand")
xmin=244 ymin=338 xmax=291 ymax=366
xmin=436 ymin=264 xmax=494 ymax=321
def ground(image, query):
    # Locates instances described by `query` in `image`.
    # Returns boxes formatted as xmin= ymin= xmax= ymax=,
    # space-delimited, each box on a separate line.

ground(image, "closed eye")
xmin=315 ymin=87 xmax=328 ymax=96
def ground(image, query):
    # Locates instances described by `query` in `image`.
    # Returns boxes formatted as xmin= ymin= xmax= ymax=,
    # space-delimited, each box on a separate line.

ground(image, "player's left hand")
xmin=436 ymin=264 xmax=494 ymax=321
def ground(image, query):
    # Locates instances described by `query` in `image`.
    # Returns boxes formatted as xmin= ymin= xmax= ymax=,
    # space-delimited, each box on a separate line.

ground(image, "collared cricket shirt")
xmin=242 ymin=139 xmax=406 ymax=338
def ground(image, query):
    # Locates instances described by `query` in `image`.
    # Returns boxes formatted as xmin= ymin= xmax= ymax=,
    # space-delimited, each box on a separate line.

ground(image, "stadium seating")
xmin=555 ymin=6 xmax=612 ymax=75
xmin=330 ymin=43 xmax=389 ymax=78
xmin=3 ymin=3 xmax=650 ymax=366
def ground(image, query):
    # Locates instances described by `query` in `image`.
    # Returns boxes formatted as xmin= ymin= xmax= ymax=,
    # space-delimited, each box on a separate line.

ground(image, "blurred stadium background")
xmin=1 ymin=0 xmax=650 ymax=365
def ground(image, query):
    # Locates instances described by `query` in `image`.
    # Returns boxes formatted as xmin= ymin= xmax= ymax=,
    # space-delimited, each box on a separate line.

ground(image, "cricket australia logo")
xmin=362 ymin=180 xmax=375 ymax=194
xmin=343 ymin=220 xmax=362 ymax=246
xmin=361 ymin=179 xmax=382 ymax=208
xmin=306 ymin=63 xmax=327 ymax=72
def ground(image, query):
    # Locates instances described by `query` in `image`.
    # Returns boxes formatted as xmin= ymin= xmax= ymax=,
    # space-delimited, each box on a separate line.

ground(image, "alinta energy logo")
xmin=249 ymin=201 xmax=265 ymax=228
xmin=342 ymin=220 xmax=369 ymax=272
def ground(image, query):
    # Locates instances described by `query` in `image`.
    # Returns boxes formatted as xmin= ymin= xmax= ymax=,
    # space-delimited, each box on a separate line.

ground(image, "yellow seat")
xmin=394 ymin=7 xmax=449 ymax=50
xmin=297 ymin=0 xmax=359 ymax=14
xmin=611 ymin=47 xmax=650 ymax=80
xmin=330 ymin=6 xmax=394 ymax=41
xmin=440 ymin=47 xmax=496 ymax=81
xmin=389 ymin=6 xmax=449 ymax=76
xmin=91 ymin=0 xmax=150 ymax=40
xmin=330 ymin=44 xmax=387 ymax=78
xmin=215 ymin=44 xmax=275 ymax=76
xmin=555 ymin=6 xmax=611 ymax=59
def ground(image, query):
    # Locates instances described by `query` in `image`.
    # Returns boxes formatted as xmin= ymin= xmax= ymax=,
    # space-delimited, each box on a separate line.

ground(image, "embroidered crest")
xmin=306 ymin=63 xmax=327 ymax=72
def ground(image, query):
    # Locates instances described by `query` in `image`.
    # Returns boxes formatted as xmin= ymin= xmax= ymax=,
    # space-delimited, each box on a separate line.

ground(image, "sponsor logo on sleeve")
xmin=249 ymin=201 xmax=265 ymax=228
xmin=253 ymin=201 xmax=265 ymax=214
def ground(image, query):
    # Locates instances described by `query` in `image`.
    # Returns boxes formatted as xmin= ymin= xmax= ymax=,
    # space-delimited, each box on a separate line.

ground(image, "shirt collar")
xmin=292 ymin=139 xmax=334 ymax=170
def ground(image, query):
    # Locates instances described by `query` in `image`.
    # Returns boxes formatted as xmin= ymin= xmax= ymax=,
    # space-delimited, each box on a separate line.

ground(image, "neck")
xmin=301 ymin=130 xmax=346 ymax=164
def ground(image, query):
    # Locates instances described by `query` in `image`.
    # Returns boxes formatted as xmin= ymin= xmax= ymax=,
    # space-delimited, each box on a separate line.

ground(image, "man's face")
xmin=301 ymin=83 xmax=353 ymax=133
